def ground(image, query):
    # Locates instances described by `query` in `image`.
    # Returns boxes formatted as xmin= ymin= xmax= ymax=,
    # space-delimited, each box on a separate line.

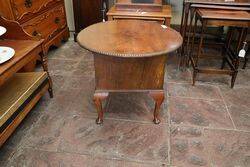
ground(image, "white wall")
xmin=170 ymin=0 xmax=183 ymax=25
xmin=64 ymin=0 xmax=75 ymax=31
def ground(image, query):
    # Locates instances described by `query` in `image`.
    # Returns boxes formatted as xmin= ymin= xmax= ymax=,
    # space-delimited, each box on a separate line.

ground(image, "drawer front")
xmin=111 ymin=16 xmax=166 ymax=25
xmin=10 ymin=0 xmax=63 ymax=21
xmin=22 ymin=5 xmax=67 ymax=42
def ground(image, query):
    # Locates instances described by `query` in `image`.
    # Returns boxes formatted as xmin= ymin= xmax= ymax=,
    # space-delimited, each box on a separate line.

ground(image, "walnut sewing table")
xmin=77 ymin=20 xmax=182 ymax=124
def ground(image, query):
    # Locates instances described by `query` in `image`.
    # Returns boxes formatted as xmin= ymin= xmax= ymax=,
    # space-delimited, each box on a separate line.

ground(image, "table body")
xmin=93 ymin=53 xmax=167 ymax=124
xmin=94 ymin=54 xmax=166 ymax=91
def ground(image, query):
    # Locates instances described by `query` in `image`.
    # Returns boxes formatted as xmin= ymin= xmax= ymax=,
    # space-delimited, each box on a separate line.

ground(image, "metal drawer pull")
xmin=25 ymin=0 xmax=32 ymax=8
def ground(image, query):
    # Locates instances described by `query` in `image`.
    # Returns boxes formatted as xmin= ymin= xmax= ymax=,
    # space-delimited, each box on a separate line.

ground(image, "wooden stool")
xmin=189 ymin=8 xmax=250 ymax=88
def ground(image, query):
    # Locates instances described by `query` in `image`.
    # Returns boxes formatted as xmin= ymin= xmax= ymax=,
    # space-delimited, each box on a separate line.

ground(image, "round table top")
xmin=77 ymin=20 xmax=183 ymax=58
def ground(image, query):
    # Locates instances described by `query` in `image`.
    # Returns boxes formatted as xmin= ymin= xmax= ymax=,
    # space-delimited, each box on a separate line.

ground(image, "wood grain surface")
xmin=77 ymin=20 xmax=183 ymax=58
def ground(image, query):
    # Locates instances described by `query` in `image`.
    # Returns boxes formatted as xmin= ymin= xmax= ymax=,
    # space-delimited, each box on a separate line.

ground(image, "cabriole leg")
xmin=93 ymin=92 xmax=109 ymax=124
xmin=149 ymin=91 xmax=165 ymax=124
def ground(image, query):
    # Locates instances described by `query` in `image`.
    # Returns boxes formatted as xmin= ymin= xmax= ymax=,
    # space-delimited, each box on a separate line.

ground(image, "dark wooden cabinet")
xmin=73 ymin=0 xmax=109 ymax=41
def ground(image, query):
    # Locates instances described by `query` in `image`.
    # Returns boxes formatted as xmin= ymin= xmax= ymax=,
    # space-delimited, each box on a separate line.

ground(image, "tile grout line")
xmin=167 ymin=94 xmax=223 ymax=101
xmin=204 ymin=126 xmax=250 ymax=133
xmin=201 ymin=127 xmax=214 ymax=167
xmin=104 ymin=117 xmax=169 ymax=125
xmin=171 ymin=122 xmax=250 ymax=133
xmin=166 ymin=90 xmax=172 ymax=166
xmin=217 ymin=86 xmax=237 ymax=130
xmin=24 ymin=146 xmax=167 ymax=165
xmin=166 ymin=81 xmax=221 ymax=87
xmin=67 ymin=110 xmax=169 ymax=126
xmin=167 ymin=80 xmax=250 ymax=89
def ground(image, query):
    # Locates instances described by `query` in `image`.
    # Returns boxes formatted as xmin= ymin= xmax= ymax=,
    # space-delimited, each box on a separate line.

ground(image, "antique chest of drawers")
xmin=0 ymin=0 xmax=69 ymax=55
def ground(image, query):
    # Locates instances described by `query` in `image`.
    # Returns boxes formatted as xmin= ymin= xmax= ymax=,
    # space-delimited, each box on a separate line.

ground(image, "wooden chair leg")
xmin=243 ymin=57 xmax=248 ymax=69
xmin=231 ymin=55 xmax=240 ymax=88
xmin=221 ymin=28 xmax=232 ymax=69
xmin=189 ymin=14 xmax=198 ymax=68
xmin=179 ymin=4 xmax=191 ymax=68
xmin=187 ymin=9 xmax=196 ymax=57
xmin=192 ymin=69 xmax=198 ymax=86
xmin=182 ymin=8 xmax=196 ymax=68
xmin=221 ymin=57 xmax=227 ymax=70
xmin=48 ymin=88 xmax=53 ymax=98
xmin=231 ymin=72 xmax=238 ymax=88
xmin=93 ymin=92 xmax=109 ymax=124
xmin=149 ymin=91 xmax=165 ymax=124
xmin=40 ymin=51 xmax=53 ymax=98
xmin=192 ymin=19 xmax=206 ymax=85
xmin=177 ymin=49 xmax=183 ymax=70
xmin=221 ymin=42 xmax=228 ymax=70
xmin=196 ymin=20 xmax=206 ymax=66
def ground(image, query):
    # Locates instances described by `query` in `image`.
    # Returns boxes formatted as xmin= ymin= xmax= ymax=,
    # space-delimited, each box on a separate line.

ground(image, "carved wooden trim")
xmin=10 ymin=0 xmax=62 ymax=21
xmin=0 ymin=16 xmax=36 ymax=40
xmin=22 ymin=6 xmax=66 ymax=40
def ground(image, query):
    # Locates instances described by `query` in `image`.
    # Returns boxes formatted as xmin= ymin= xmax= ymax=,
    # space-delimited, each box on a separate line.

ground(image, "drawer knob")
xmin=32 ymin=31 xmax=42 ymax=37
xmin=54 ymin=17 xmax=60 ymax=24
xmin=25 ymin=0 xmax=32 ymax=8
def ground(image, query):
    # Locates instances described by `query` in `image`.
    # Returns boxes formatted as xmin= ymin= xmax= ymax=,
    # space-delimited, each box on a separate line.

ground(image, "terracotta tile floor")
xmin=1 ymin=41 xmax=250 ymax=167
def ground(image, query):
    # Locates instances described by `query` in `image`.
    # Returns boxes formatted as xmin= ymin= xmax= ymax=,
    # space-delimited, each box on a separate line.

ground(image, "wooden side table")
xmin=77 ymin=20 xmax=182 ymax=124
xmin=181 ymin=0 xmax=250 ymax=37
xmin=189 ymin=8 xmax=250 ymax=88
xmin=179 ymin=0 xmax=250 ymax=68
xmin=107 ymin=5 xmax=172 ymax=26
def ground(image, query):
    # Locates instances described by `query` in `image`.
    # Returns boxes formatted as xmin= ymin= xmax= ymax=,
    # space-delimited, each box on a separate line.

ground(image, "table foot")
xmin=93 ymin=92 xmax=109 ymax=125
xmin=48 ymin=88 xmax=53 ymax=98
xmin=153 ymin=118 xmax=161 ymax=124
xmin=96 ymin=118 xmax=103 ymax=125
xmin=149 ymin=91 xmax=165 ymax=124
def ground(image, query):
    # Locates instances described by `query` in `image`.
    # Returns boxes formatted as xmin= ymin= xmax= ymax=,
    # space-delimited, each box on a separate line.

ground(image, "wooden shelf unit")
xmin=0 ymin=17 xmax=53 ymax=147
xmin=0 ymin=73 xmax=50 ymax=146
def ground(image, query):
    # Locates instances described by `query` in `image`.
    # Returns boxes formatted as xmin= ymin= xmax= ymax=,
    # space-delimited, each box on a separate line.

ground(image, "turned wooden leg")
xmin=243 ymin=57 xmax=248 ymax=69
xmin=179 ymin=3 xmax=190 ymax=68
xmin=192 ymin=69 xmax=198 ymax=86
xmin=93 ymin=92 xmax=109 ymax=125
xmin=221 ymin=46 xmax=227 ymax=69
xmin=221 ymin=28 xmax=233 ymax=70
xmin=40 ymin=50 xmax=53 ymax=98
xmin=231 ymin=72 xmax=238 ymax=88
xmin=149 ymin=91 xmax=165 ymax=124
xmin=231 ymin=57 xmax=240 ymax=88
